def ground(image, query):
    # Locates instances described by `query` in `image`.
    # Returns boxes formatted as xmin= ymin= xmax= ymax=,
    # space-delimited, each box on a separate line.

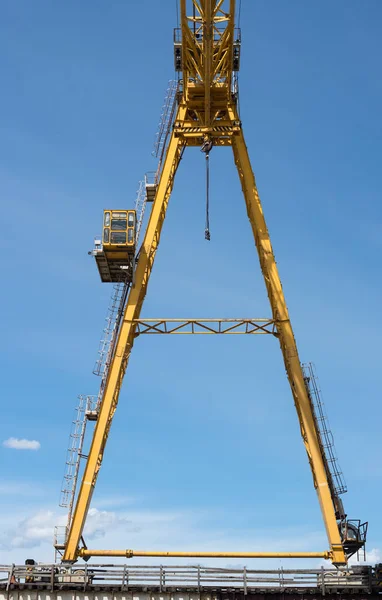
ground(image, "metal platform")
xmin=1 ymin=564 xmax=381 ymax=599
xmin=92 ymin=243 xmax=134 ymax=283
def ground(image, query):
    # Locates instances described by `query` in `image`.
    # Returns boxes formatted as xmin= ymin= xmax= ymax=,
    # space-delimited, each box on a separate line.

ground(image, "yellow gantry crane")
xmin=60 ymin=0 xmax=367 ymax=565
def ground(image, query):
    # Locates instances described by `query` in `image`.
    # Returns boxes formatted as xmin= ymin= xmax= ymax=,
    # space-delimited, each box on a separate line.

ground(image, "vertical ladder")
xmin=59 ymin=396 xmax=98 ymax=526
xmin=58 ymin=176 xmax=150 ymax=540
xmin=302 ymin=363 xmax=347 ymax=497
xmin=58 ymin=82 xmax=179 ymax=549
xmin=93 ymin=175 xmax=149 ymax=382
xmin=134 ymin=179 xmax=148 ymax=248
xmin=93 ymin=283 xmax=127 ymax=377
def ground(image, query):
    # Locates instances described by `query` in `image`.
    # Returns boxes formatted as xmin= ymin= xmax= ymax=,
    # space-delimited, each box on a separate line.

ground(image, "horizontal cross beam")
xmin=79 ymin=548 xmax=330 ymax=560
xmin=132 ymin=318 xmax=277 ymax=335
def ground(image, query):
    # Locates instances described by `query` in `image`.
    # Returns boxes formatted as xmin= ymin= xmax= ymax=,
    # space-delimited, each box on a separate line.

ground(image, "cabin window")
xmin=127 ymin=228 xmax=134 ymax=243
xmin=128 ymin=213 xmax=135 ymax=227
xmin=111 ymin=231 xmax=127 ymax=244
xmin=103 ymin=228 xmax=110 ymax=243
xmin=104 ymin=212 xmax=110 ymax=227
xmin=111 ymin=218 xmax=127 ymax=231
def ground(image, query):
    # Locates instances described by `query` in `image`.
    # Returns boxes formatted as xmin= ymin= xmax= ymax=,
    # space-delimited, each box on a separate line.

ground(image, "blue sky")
xmin=0 ymin=0 xmax=381 ymax=567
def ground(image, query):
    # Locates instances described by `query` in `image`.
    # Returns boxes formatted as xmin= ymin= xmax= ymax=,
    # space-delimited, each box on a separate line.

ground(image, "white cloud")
xmin=319 ymin=547 xmax=382 ymax=569
xmin=1 ymin=501 xmax=381 ymax=573
xmin=0 ymin=511 xmax=63 ymax=551
xmin=8 ymin=511 xmax=59 ymax=549
xmin=349 ymin=547 xmax=382 ymax=566
xmin=0 ymin=507 xmax=136 ymax=552
xmin=3 ymin=438 xmax=41 ymax=450
xmin=1 ymin=503 xmax=326 ymax=564
xmin=84 ymin=507 xmax=138 ymax=540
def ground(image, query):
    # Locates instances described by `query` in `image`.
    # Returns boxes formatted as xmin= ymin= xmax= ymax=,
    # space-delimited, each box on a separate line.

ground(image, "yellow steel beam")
xmin=79 ymin=549 xmax=331 ymax=560
xmin=133 ymin=318 xmax=277 ymax=335
xmin=62 ymin=108 xmax=186 ymax=562
xmin=181 ymin=0 xmax=235 ymax=129
xmin=204 ymin=0 xmax=212 ymax=127
xmin=231 ymin=119 xmax=346 ymax=566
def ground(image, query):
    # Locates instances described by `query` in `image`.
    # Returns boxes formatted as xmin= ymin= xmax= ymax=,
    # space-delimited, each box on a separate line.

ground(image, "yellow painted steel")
xmin=63 ymin=0 xmax=348 ymax=565
xmin=179 ymin=0 xmax=236 ymax=138
xmin=63 ymin=109 xmax=187 ymax=563
xmin=79 ymin=549 xmax=331 ymax=560
xmin=133 ymin=318 xmax=276 ymax=335
xmin=230 ymin=123 xmax=345 ymax=566
xmin=102 ymin=209 xmax=136 ymax=249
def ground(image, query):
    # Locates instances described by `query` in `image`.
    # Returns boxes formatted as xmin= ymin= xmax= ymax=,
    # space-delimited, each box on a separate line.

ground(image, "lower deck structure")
xmin=1 ymin=565 xmax=381 ymax=600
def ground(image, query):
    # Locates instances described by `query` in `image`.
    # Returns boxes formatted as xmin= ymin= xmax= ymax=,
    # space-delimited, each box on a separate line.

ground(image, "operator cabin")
xmin=92 ymin=210 xmax=136 ymax=283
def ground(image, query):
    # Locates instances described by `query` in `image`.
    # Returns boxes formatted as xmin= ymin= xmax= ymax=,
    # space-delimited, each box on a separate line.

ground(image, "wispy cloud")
xmin=84 ymin=507 xmax=139 ymax=540
xmin=347 ymin=547 xmax=382 ymax=566
xmin=1 ymin=501 xmax=381 ymax=571
xmin=319 ymin=547 xmax=382 ymax=569
xmin=362 ymin=548 xmax=382 ymax=564
xmin=3 ymin=511 xmax=62 ymax=550
xmin=0 ymin=507 xmax=136 ymax=552
xmin=0 ymin=503 xmax=326 ymax=562
xmin=3 ymin=438 xmax=41 ymax=450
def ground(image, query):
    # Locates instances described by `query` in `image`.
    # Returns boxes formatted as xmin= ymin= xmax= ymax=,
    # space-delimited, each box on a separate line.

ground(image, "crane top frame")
xmin=176 ymin=0 xmax=238 ymax=133
xmin=173 ymin=0 xmax=241 ymax=146
xmin=58 ymin=0 xmax=367 ymax=566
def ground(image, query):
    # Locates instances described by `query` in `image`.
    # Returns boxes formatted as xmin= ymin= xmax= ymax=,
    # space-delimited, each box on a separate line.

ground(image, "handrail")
xmin=0 ymin=563 xmax=376 ymax=592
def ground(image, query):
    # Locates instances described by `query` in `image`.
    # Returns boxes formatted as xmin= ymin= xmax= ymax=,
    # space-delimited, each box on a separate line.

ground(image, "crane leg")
xmin=231 ymin=129 xmax=346 ymax=566
xmin=63 ymin=113 xmax=186 ymax=562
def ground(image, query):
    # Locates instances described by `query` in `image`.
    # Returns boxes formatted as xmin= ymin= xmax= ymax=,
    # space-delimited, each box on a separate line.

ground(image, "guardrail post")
xmin=243 ymin=567 xmax=247 ymax=596
xmin=197 ymin=565 xmax=201 ymax=592
xmin=84 ymin=564 xmax=88 ymax=592
xmin=122 ymin=565 xmax=127 ymax=591
xmin=50 ymin=565 xmax=55 ymax=592
xmin=6 ymin=564 xmax=15 ymax=592
xmin=320 ymin=566 xmax=325 ymax=596
xmin=368 ymin=565 xmax=373 ymax=593
xmin=160 ymin=565 xmax=163 ymax=592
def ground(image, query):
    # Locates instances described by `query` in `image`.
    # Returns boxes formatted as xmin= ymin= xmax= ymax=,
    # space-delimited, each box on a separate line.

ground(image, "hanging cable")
xmin=238 ymin=0 xmax=242 ymax=27
xmin=205 ymin=153 xmax=211 ymax=241
xmin=175 ymin=0 xmax=179 ymax=28
xmin=201 ymin=139 xmax=213 ymax=241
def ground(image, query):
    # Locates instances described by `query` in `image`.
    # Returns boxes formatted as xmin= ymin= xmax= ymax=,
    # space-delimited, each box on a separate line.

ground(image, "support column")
xmin=231 ymin=128 xmax=345 ymax=565
xmin=63 ymin=110 xmax=186 ymax=562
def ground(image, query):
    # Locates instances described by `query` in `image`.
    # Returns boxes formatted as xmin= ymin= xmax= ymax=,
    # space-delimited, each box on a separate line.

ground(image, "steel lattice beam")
xmin=133 ymin=318 xmax=277 ymax=335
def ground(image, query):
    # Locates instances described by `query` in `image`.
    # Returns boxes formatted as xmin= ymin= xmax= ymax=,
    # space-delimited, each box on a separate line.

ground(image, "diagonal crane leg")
xmin=231 ymin=128 xmax=346 ymax=565
xmin=63 ymin=111 xmax=186 ymax=562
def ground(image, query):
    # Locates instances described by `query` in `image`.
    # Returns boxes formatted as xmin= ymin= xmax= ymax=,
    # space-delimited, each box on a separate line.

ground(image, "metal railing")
xmin=152 ymin=80 xmax=179 ymax=162
xmin=302 ymin=363 xmax=347 ymax=497
xmin=0 ymin=564 xmax=377 ymax=593
xmin=59 ymin=396 xmax=98 ymax=514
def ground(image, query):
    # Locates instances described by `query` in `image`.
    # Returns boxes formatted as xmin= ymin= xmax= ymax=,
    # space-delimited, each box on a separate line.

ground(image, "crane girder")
xmin=179 ymin=0 xmax=236 ymax=129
